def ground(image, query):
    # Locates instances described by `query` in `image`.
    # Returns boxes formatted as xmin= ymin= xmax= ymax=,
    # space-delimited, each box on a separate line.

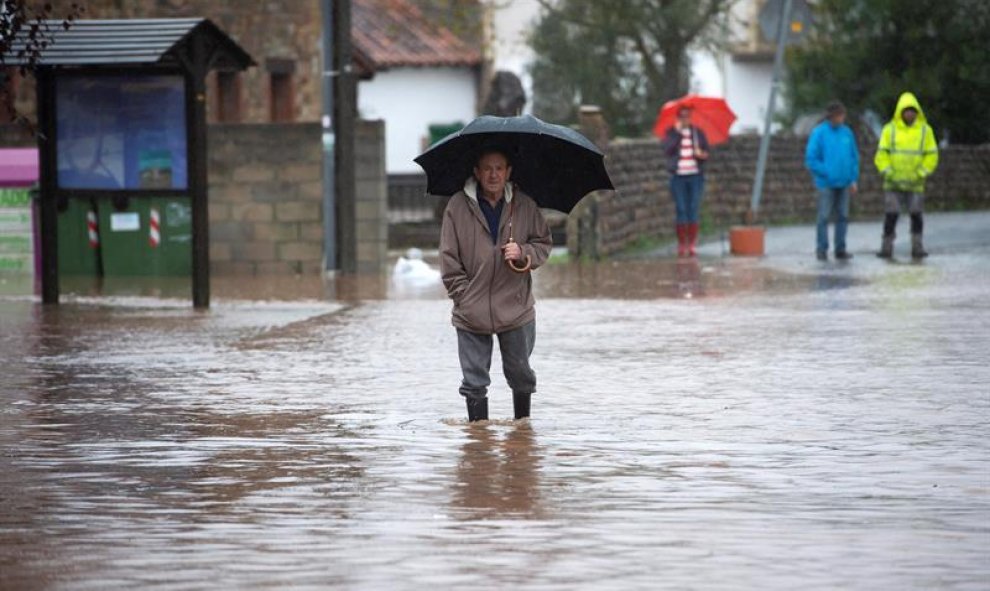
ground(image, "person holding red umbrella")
xmin=660 ymin=106 xmax=710 ymax=257
xmin=655 ymin=95 xmax=736 ymax=257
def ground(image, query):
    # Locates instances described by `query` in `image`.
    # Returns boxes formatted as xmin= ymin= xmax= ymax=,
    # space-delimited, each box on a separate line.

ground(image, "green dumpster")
xmin=97 ymin=196 xmax=192 ymax=276
xmin=56 ymin=198 xmax=101 ymax=276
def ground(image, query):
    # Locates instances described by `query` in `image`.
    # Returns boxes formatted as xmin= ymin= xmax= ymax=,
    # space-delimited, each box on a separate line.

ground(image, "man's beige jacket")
xmin=439 ymin=178 xmax=552 ymax=334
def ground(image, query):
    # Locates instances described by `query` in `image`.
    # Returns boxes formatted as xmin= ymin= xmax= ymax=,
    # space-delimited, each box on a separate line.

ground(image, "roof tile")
xmin=352 ymin=0 xmax=482 ymax=70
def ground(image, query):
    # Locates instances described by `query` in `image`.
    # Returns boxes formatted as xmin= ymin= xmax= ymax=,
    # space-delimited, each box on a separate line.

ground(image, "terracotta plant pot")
xmin=729 ymin=226 xmax=765 ymax=256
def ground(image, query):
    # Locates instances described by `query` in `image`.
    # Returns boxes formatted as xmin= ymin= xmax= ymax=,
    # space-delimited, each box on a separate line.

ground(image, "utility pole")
xmin=320 ymin=0 xmax=356 ymax=273
xmin=319 ymin=0 xmax=337 ymax=272
xmin=749 ymin=0 xmax=793 ymax=219
xmin=333 ymin=0 xmax=356 ymax=274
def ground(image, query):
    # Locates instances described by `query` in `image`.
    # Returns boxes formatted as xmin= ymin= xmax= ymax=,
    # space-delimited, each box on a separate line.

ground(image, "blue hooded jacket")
xmin=805 ymin=120 xmax=860 ymax=189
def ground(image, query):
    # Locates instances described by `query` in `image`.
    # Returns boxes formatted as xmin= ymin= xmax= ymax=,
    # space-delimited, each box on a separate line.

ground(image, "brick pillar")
xmin=351 ymin=119 xmax=388 ymax=273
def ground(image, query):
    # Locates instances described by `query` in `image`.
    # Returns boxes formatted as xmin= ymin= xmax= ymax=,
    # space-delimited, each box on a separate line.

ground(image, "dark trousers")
xmin=457 ymin=321 xmax=536 ymax=401
xmin=670 ymin=173 xmax=705 ymax=223
xmin=816 ymin=187 xmax=851 ymax=253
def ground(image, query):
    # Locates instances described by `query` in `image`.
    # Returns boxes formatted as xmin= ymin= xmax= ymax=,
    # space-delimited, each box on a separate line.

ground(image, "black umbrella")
xmin=413 ymin=114 xmax=613 ymax=213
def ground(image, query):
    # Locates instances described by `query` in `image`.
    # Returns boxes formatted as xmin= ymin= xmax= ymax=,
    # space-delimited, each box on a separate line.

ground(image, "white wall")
xmin=488 ymin=0 xmax=541 ymax=112
xmin=358 ymin=67 xmax=478 ymax=174
xmin=724 ymin=60 xmax=774 ymax=134
xmin=687 ymin=50 xmax=775 ymax=135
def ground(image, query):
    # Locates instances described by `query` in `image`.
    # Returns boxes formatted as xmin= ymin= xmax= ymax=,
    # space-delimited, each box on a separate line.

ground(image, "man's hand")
xmin=849 ymin=182 xmax=858 ymax=195
xmin=695 ymin=149 xmax=709 ymax=160
xmin=502 ymin=241 xmax=523 ymax=262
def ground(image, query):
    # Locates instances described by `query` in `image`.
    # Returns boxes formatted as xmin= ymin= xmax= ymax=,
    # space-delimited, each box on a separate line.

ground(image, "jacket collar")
xmin=463 ymin=178 xmax=515 ymax=239
xmin=464 ymin=177 xmax=514 ymax=205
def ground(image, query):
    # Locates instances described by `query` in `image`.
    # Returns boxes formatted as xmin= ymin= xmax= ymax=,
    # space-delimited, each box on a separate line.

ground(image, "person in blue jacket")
xmin=805 ymin=101 xmax=860 ymax=260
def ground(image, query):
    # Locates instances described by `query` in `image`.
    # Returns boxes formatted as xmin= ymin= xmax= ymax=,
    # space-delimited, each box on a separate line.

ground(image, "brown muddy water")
xmin=0 ymin=250 xmax=988 ymax=590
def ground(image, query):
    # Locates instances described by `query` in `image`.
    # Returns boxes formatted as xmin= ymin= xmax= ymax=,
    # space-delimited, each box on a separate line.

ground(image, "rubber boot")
xmin=911 ymin=234 xmax=928 ymax=259
xmin=877 ymin=213 xmax=897 ymax=258
xmin=910 ymin=214 xmax=928 ymax=259
xmin=877 ymin=234 xmax=895 ymax=259
xmin=687 ymin=223 xmax=699 ymax=257
xmin=466 ymin=397 xmax=488 ymax=422
xmin=676 ymin=224 xmax=688 ymax=257
xmin=513 ymin=392 xmax=531 ymax=420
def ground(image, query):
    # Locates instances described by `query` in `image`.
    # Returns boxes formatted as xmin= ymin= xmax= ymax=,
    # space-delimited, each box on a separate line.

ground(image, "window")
xmin=267 ymin=58 xmax=296 ymax=123
xmin=215 ymin=71 xmax=242 ymax=123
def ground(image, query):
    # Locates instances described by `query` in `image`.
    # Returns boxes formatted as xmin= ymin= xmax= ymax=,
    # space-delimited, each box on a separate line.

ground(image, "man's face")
xmin=474 ymin=152 xmax=511 ymax=198
xmin=902 ymin=108 xmax=918 ymax=125
xmin=829 ymin=112 xmax=846 ymax=127
xmin=678 ymin=109 xmax=692 ymax=124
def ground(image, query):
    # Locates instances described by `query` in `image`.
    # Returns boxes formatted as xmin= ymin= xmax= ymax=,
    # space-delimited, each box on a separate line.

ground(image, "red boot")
xmin=688 ymin=223 xmax=699 ymax=257
xmin=676 ymin=224 xmax=688 ymax=257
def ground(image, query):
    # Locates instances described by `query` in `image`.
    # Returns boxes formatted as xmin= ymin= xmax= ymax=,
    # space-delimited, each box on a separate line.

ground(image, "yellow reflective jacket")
xmin=874 ymin=92 xmax=939 ymax=192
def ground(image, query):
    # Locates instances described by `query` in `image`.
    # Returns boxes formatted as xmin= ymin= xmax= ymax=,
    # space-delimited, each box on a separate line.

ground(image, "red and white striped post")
xmin=149 ymin=207 xmax=161 ymax=248
xmin=86 ymin=209 xmax=99 ymax=249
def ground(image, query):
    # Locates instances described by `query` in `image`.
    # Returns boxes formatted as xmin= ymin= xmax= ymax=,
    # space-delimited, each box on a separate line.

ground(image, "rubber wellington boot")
xmin=513 ymin=392 xmax=531 ymax=420
xmin=877 ymin=234 xmax=895 ymax=259
xmin=466 ymin=397 xmax=488 ymax=422
xmin=911 ymin=234 xmax=928 ymax=259
xmin=687 ymin=223 xmax=699 ymax=257
xmin=676 ymin=224 xmax=688 ymax=257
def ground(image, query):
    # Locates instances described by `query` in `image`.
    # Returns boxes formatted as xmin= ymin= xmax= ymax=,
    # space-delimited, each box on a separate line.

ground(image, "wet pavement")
xmin=1 ymin=212 xmax=988 ymax=590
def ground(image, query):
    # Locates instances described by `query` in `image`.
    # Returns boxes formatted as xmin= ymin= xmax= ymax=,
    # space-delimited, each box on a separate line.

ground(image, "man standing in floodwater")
xmin=874 ymin=92 xmax=939 ymax=259
xmin=805 ymin=100 xmax=859 ymax=261
xmin=439 ymin=148 xmax=552 ymax=423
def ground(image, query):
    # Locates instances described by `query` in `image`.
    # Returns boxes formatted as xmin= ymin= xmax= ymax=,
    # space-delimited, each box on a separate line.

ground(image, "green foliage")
xmin=527 ymin=0 xmax=733 ymax=137
xmin=785 ymin=0 xmax=990 ymax=144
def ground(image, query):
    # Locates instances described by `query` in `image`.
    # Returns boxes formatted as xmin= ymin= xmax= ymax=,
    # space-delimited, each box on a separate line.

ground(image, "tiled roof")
xmin=352 ymin=0 xmax=482 ymax=71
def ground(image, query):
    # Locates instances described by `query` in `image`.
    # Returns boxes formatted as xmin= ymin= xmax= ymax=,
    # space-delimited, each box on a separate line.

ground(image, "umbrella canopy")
xmin=652 ymin=95 xmax=737 ymax=146
xmin=413 ymin=114 xmax=613 ymax=213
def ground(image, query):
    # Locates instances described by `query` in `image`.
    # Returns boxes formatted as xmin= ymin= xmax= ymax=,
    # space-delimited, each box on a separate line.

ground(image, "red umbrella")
xmin=652 ymin=95 xmax=737 ymax=146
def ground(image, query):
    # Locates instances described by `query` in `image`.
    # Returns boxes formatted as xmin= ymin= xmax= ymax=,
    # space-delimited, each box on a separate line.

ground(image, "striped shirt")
xmin=676 ymin=128 xmax=699 ymax=176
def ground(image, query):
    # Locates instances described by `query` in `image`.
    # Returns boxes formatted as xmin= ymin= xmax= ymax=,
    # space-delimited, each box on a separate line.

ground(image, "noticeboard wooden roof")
xmin=3 ymin=18 xmax=255 ymax=71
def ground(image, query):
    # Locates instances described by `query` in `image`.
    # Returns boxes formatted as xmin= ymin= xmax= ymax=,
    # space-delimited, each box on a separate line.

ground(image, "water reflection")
xmin=675 ymin=259 xmax=704 ymax=299
xmin=451 ymin=424 xmax=543 ymax=520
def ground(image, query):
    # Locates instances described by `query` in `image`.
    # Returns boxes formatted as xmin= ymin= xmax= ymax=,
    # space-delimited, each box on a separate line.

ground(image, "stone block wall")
xmin=354 ymin=120 xmax=388 ymax=273
xmin=208 ymin=121 xmax=388 ymax=275
xmin=208 ymin=123 xmax=325 ymax=274
xmin=572 ymin=135 xmax=990 ymax=258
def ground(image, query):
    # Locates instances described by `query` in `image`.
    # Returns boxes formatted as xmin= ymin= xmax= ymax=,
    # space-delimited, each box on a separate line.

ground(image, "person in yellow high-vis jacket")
xmin=874 ymin=92 xmax=939 ymax=258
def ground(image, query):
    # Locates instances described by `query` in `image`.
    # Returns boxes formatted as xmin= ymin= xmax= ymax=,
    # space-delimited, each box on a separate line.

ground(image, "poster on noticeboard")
xmin=55 ymin=74 xmax=188 ymax=191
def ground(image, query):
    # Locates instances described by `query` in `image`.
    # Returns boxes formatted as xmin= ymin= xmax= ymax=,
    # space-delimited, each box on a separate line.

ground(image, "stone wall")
xmin=208 ymin=123 xmax=324 ymax=274
xmin=208 ymin=121 xmax=387 ymax=275
xmin=353 ymin=120 xmax=388 ymax=273
xmin=571 ymin=135 xmax=990 ymax=258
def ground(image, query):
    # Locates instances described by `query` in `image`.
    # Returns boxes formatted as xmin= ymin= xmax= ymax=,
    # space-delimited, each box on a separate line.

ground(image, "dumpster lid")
xmin=3 ymin=18 xmax=255 ymax=71
xmin=0 ymin=149 xmax=39 ymax=188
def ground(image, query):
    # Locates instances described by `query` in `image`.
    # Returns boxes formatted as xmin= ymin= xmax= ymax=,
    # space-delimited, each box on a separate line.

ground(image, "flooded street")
xmin=1 ymin=213 xmax=988 ymax=590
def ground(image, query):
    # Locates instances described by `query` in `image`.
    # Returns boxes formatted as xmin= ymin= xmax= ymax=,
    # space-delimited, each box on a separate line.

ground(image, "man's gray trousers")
xmin=456 ymin=321 xmax=536 ymax=401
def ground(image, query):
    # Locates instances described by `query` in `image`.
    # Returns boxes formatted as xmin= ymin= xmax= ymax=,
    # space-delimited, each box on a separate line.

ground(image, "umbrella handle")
xmin=505 ymin=237 xmax=532 ymax=273
xmin=507 ymin=256 xmax=531 ymax=273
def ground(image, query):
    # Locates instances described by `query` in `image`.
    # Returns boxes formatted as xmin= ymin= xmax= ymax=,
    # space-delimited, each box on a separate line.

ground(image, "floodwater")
xmin=1 ymin=227 xmax=989 ymax=589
